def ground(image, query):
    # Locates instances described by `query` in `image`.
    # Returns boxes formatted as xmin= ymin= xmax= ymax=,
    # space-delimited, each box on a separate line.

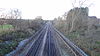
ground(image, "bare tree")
xmin=65 ymin=7 xmax=89 ymax=33
xmin=63 ymin=0 xmax=91 ymax=33
xmin=6 ymin=9 xmax=22 ymax=30
xmin=9 ymin=9 xmax=21 ymax=19
xmin=71 ymin=0 xmax=93 ymax=7
xmin=0 ymin=8 xmax=21 ymax=19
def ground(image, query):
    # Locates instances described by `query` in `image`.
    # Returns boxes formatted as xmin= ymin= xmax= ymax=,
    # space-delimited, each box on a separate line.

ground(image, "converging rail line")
xmin=7 ymin=22 xmax=88 ymax=56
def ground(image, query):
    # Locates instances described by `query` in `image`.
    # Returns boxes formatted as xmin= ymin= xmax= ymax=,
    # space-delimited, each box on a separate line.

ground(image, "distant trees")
xmin=29 ymin=16 xmax=44 ymax=31
xmin=54 ymin=17 xmax=63 ymax=29
xmin=9 ymin=9 xmax=21 ymax=19
xmin=0 ymin=8 xmax=22 ymax=30
xmin=0 ymin=8 xmax=21 ymax=19
xmin=54 ymin=7 xmax=89 ymax=34
xmin=53 ymin=17 xmax=66 ymax=33
xmin=53 ymin=0 xmax=92 ymax=34
xmin=0 ymin=8 xmax=44 ymax=32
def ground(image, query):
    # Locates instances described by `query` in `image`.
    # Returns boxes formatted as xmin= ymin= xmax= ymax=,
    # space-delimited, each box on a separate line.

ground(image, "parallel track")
xmin=26 ymin=25 xmax=48 ymax=56
xmin=13 ymin=22 xmax=88 ymax=56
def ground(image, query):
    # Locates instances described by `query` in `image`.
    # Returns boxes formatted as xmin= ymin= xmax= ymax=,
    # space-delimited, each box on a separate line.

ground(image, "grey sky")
xmin=0 ymin=0 xmax=99 ymax=20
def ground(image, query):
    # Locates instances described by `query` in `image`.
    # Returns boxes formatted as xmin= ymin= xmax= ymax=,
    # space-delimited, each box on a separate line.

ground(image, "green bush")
xmin=0 ymin=30 xmax=31 ymax=56
xmin=0 ymin=41 xmax=18 ymax=56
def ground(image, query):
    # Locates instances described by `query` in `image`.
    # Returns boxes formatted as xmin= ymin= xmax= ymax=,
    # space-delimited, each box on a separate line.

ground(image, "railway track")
xmin=7 ymin=22 xmax=88 ymax=56
xmin=42 ymin=24 xmax=61 ymax=56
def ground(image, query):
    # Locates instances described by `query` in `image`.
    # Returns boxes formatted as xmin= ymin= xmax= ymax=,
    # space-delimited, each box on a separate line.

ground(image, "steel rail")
xmin=26 ymin=25 xmax=48 ymax=56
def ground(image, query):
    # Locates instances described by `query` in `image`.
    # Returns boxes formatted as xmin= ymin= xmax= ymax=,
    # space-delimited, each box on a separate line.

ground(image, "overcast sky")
xmin=0 ymin=0 xmax=100 ymax=20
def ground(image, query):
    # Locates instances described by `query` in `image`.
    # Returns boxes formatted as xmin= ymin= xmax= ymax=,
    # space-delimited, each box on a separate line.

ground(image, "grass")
xmin=0 ymin=30 xmax=31 ymax=56
xmin=0 ymin=24 xmax=13 ymax=29
xmin=65 ymin=32 xmax=100 ymax=56
xmin=95 ymin=41 xmax=100 ymax=44
xmin=0 ymin=24 xmax=13 ymax=33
